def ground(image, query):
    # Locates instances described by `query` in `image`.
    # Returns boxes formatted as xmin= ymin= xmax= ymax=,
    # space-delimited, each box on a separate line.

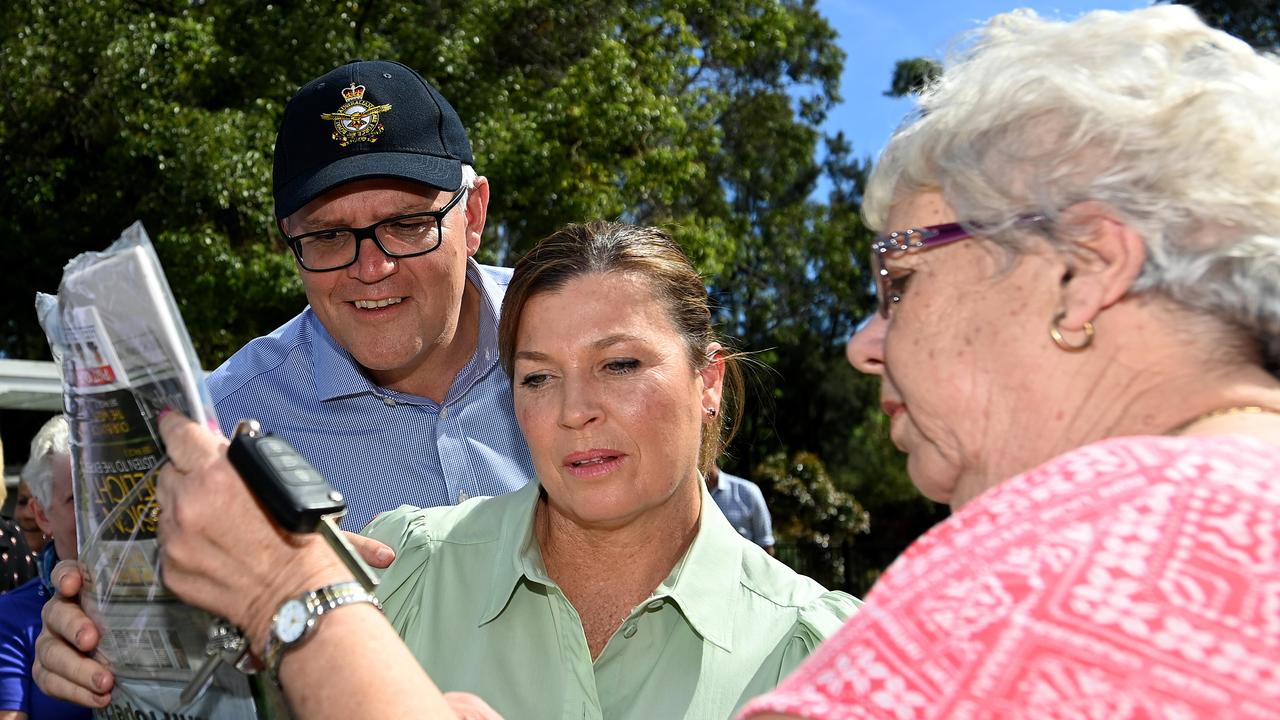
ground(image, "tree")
xmin=884 ymin=57 xmax=940 ymax=97
xmin=760 ymin=450 xmax=868 ymax=546
xmin=1168 ymin=0 xmax=1279 ymax=48
xmin=0 ymin=0 xmax=845 ymax=364
xmin=1 ymin=0 xmax=945 ymax=588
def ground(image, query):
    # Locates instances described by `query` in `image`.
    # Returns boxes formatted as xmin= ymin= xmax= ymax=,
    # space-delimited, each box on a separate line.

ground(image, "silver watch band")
xmin=263 ymin=580 xmax=383 ymax=684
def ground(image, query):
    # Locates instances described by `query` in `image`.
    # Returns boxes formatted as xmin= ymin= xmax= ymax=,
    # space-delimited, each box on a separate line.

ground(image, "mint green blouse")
xmin=363 ymin=480 xmax=860 ymax=720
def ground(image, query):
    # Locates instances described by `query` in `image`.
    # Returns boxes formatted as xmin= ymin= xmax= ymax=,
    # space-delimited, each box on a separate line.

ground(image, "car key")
xmin=227 ymin=419 xmax=380 ymax=591
xmin=179 ymin=618 xmax=250 ymax=706
xmin=179 ymin=420 xmax=383 ymax=705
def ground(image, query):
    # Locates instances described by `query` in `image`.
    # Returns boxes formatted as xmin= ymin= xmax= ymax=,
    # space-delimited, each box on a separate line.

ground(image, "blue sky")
xmin=815 ymin=0 xmax=1150 ymax=163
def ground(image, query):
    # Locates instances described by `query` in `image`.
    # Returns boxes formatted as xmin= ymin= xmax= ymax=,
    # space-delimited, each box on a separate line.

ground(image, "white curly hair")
xmin=864 ymin=5 xmax=1280 ymax=367
xmin=20 ymin=414 xmax=70 ymax=511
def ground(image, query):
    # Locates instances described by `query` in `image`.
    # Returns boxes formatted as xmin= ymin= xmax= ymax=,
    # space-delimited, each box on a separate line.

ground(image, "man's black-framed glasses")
xmin=282 ymin=188 xmax=468 ymax=272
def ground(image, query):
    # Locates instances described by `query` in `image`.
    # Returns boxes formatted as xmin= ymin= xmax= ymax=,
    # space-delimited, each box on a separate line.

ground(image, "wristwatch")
xmin=262 ymin=581 xmax=382 ymax=684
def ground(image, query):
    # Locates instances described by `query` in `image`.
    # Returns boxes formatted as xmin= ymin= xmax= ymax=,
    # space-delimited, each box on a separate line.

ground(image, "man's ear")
xmin=1054 ymin=201 xmax=1147 ymax=331
xmin=32 ymin=497 xmax=52 ymax=536
xmin=463 ymin=176 xmax=490 ymax=258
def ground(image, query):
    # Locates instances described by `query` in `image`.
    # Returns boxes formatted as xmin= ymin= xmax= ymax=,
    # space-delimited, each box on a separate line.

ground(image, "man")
xmin=707 ymin=466 xmax=775 ymax=554
xmin=0 ymin=415 xmax=89 ymax=719
xmin=209 ymin=60 xmax=532 ymax=530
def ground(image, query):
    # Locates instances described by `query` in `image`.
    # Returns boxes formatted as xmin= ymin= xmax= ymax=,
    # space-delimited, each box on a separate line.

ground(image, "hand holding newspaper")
xmin=37 ymin=222 xmax=260 ymax=718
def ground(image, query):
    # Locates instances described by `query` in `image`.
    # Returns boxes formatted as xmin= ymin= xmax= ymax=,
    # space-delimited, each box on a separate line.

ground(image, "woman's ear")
xmin=1054 ymin=201 xmax=1147 ymax=330
xmin=32 ymin=497 xmax=53 ymax=536
xmin=699 ymin=342 xmax=726 ymax=416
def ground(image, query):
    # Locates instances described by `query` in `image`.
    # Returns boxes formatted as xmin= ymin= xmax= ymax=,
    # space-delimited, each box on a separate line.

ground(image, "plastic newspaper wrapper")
xmin=37 ymin=222 xmax=259 ymax=719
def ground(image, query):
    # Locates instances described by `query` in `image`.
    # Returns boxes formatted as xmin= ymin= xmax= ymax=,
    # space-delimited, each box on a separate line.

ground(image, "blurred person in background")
xmin=0 ymin=415 xmax=89 ymax=719
xmin=12 ymin=482 xmax=45 ymax=558
xmin=743 ymin=5 xmax=1280 ymax=718
xmin=707 ymin=465 xmax=775 ymax=555
xmin=0 ymin=474 xmax=37 ymax=592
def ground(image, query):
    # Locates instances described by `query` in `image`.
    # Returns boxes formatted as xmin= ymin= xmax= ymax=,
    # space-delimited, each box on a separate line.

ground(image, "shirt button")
xmin=458 ymin=491 xmax=470 ymax=503
xmin=622 ymin=623 xmax=638 ymax=639
xmin=383 ymin=396 xmax=396 ymax=407
xmin=645 ymin=599 xmax=663 ymax=611
xmin=440 ymin=406 xmax=449 ymax=420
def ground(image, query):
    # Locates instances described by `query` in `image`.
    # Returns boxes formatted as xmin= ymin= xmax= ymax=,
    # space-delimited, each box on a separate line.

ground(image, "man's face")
xmin=282 ymin=177 xmax=488 ymax=392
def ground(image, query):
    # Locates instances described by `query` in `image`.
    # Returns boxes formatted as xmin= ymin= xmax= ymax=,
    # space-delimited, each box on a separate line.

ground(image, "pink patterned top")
xmin=740 ymin=435 xmax=1280 ymax=719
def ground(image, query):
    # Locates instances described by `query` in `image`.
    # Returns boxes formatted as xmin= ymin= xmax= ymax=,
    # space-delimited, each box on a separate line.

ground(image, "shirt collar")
xmin=477 ymin=479 xmax=743 ymax=652
xmin=38 ymin=544 xmax=59 ymax=595
xmin=651 ymin=481 xmax=742 ymax=652
xmin=312 ymin=258 xmax=502 ymax=403
xmin=311 ymin=309 xmax=378 ymax=402
xmin=479 ymin=480 xmax=547 ymax=625
xmin=444 ymin=260 xmax=503 ymax=404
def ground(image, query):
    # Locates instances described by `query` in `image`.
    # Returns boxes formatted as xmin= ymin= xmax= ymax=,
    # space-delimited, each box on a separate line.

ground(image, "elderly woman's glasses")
xmin=870 ymin=222 xmax=971 ymax=318
xmin=870 ymin=216 xmax=1045 ymax=318
xmin=282 ymin=188 xmax=468 ymax=272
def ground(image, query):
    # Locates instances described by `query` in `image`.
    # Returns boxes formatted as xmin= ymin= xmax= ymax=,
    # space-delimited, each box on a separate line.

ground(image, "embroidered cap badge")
xmin=320 ymin=83 xmax=392 ymax=147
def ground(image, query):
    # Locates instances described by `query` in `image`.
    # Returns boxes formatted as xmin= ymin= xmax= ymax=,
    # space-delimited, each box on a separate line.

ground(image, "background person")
xmin=0 ymin=436 xmax=37 ymax=595
xmin=0 ymin=415 xmax=89 ymax=720
xmin=35 ymin=222 xmax=859 ymax=720
xmin=743 ymin=5 xmax=1280 ymax=718
xmin=11 ymin=482 xmax=44 ymax=558
xmin=208 ymin=59 xmax=532 ymax=530
xmin=707 ymin=465 xmax=775 ymax=554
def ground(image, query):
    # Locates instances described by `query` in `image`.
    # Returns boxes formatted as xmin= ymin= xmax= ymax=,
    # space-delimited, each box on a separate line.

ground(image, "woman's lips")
xmin=562 ymin=449 xmax=626 ymax=478
xmin=883 ymin=401 xmax=909 ymax=451
xmin=882 ymin=400 xmax=905 ymax=420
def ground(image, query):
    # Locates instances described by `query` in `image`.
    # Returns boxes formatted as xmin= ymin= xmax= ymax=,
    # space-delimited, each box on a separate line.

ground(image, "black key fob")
xmin=227 ymin=419 xmax=346 ymax=533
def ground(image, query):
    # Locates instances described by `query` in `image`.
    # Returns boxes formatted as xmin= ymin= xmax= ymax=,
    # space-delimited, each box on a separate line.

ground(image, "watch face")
xmin=274 ymin=598 xmax=310 ymax=644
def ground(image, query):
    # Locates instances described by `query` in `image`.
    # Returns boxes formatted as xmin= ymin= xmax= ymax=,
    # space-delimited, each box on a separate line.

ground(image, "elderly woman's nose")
xmin=847 ymin=314 xmax=887 ymax=375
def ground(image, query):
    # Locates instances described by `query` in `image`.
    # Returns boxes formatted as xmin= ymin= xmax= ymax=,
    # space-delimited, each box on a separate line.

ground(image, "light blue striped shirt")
xmin=206 ymin=260 xmax=533 ymax=530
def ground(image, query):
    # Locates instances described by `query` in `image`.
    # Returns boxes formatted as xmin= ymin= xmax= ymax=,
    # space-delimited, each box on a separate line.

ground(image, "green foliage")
xmin=0 ymin=0 xmax=941 ymax=583
xmin=755 ymin=450 xmax=868 ymax=547
xmin=1 ymin=0 xmax=845 ymax=361
xmin=1167 ymin=0 xmax=1279 ymax=49
xmin=884 ymin=57 xmax=940 ymax=98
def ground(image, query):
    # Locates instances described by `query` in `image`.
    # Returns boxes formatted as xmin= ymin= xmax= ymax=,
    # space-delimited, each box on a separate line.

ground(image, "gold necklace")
xmin=1171 ymin=405 xmax=1280 ymax=435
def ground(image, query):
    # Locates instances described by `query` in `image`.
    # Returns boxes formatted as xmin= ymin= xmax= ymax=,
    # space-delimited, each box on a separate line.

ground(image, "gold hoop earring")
xmin=1049 ymin=312 xmax=1094 ymax=352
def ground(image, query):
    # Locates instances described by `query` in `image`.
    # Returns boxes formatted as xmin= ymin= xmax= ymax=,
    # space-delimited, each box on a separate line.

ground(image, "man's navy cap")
xmin=273 ymin=59 xmax=474 ymax=219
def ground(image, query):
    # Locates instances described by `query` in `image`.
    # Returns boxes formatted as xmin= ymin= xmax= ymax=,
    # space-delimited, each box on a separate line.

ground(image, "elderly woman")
xmin=35 ymin=221 xmax=857 ymax=719
xmin=742 ymin=6 xmax=1280 ymax=719
xmin=0 ymin=415 xmax=88 ymax=720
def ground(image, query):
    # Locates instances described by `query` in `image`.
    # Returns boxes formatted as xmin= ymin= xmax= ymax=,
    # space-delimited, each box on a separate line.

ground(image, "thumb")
xmin=343 ymin=531 xmax=395 ymax=568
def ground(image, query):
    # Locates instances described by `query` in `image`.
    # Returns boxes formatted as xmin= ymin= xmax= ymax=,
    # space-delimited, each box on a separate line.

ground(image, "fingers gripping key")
xmin=179 ymin=419 xmax=379 ymax=705
xmin=226 ymin=419 xmax=379 ymax=590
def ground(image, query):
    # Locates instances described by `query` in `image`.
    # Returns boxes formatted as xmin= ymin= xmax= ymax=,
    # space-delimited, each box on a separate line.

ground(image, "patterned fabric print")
xmin=0 ymin=519 xmax=37 ymax=593
xmin=740 ymin=435 xmax=1280 ymax=720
